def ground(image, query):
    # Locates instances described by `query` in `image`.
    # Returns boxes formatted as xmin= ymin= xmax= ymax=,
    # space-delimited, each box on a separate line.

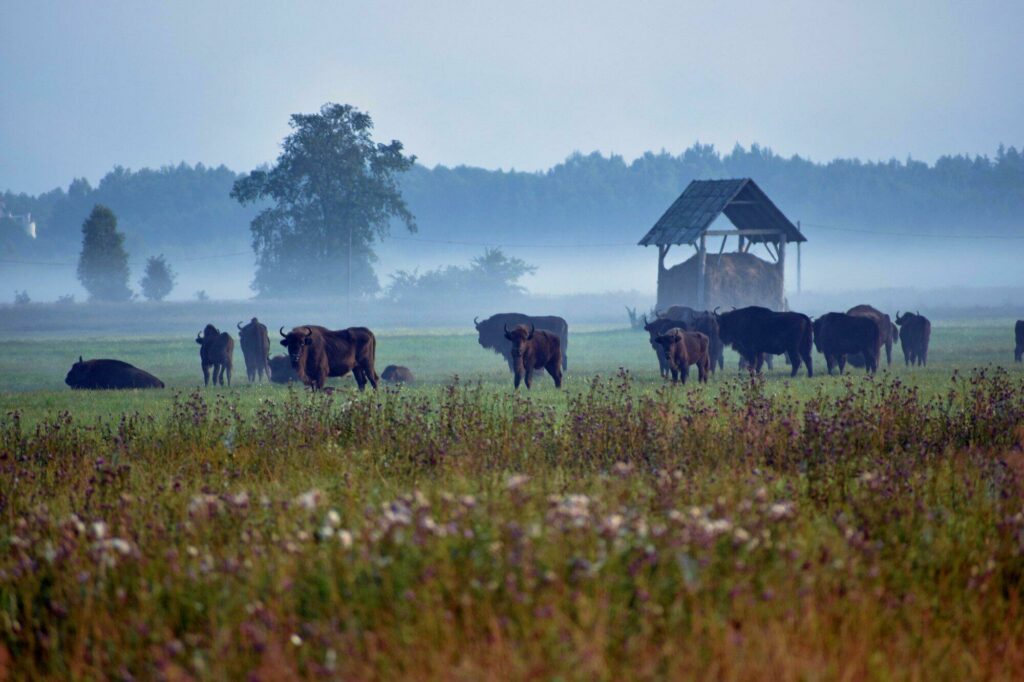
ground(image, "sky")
xmin=2 ymin=0 xmax=1023 ymax=195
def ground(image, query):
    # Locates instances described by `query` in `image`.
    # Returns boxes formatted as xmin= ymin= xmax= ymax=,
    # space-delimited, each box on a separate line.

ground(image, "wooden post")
xmin=776 ymin=238 xmax=786 ymax=310
xmin=657 ymin=244 xmax=669 ymax=308
xmin=696 ymin=235 xmax=707 ymax=309
xmin=796 ymin=220 xmax=802 ymax=295
xmin=738 ymin=235 xmax=745 ymax=253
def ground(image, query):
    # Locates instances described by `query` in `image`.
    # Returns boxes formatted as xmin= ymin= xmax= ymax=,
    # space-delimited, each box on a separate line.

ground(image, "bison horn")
xmin=303 ymin=326 xmax=313 ymax=337
xmin=916 ymin=310 xmax=920 ymax=317
xmin=504 ymin=323 xmax=510 ymax=334
xmin=713 ymin=306 xmax=721 ymax=315
xmin=237 ymin=321 xmax=244 ymax=330
xmin=474 ymin=316 xmax=480 ymax=327
xmin=279 ymin=326 xmax=287 ymax=338
xmin=78 ymin=355 xmax=83 ymax=363
xmin=895 ymin=311 xmax=902 ymax=322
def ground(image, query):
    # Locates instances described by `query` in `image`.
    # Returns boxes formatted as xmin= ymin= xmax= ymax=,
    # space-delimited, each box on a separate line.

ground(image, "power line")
xmin=800 ymin=222 xmax=1024 ymax=240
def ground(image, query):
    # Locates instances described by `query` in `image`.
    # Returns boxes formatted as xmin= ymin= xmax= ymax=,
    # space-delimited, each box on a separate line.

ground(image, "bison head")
xmin=280 ymin=326 xmax=315 ymax=368
xmin=653 ymin=329 xmax=683 ymax=350
xmin=65 ymin=356 xmax=87 ymax=388
xmin=504 ymin=324 xmax=534 ymax=369
xmin=715 ymin=309 xmax=737 ymax=345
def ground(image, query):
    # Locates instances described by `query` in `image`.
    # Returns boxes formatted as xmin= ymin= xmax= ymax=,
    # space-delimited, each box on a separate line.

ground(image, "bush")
xmin=139 ymin=254 xmax=176 ymax=301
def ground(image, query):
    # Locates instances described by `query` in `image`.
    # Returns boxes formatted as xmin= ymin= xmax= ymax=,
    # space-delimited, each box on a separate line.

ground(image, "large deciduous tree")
xmin=77 ymin=204 xmax=132 ymax=301
xmin=231 ymin=103 xmax=416 ymax=298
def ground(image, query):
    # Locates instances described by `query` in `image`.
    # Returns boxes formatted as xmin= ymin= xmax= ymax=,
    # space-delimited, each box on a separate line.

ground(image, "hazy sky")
xmin=2 ymin=0 xmax=1022 ymax=194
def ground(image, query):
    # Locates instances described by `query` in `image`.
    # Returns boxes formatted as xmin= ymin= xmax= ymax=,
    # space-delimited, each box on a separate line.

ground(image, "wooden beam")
xmin=696 ymin=234 xmax=707 ymax=309
xmin=704 ymin=228 xmax=782 ymax=236
xmin=717 ymin=235 xmax=727 ymax=258
xmin=764 ymin=241 xmax=778 ymax=262
xmin=777 ymin=239 xmax=787 ymax=310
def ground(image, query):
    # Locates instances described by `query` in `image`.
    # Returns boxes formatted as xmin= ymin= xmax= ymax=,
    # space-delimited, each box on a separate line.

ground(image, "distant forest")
xmin=3 ymin=143 xmax=1023 ymax=261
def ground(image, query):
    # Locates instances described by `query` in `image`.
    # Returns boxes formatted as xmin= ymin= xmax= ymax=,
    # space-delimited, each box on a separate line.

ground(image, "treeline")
xmin=4 ymin=143 xmax=1023 ymax=260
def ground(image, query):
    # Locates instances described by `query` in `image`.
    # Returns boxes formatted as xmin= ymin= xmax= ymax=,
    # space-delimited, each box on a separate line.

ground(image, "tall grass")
xmin=2 ymin=369 xmax=1024 ymax=679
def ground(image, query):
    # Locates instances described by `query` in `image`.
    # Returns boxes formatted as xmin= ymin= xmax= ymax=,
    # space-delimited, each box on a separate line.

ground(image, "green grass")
xmin=2 ymin=320 xmax=1024 ymax=679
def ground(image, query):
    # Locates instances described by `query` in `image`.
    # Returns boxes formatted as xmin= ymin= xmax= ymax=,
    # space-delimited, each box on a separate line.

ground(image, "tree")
xmin=77 ymin=204 xmax=132 ymax=301
xmin=385 ymin=248 xmax=536 ymax=303
xmin=231 ymin=103 xmax=416 ymax=298
xmin=140 ymin=254 xmax=176 ymax=301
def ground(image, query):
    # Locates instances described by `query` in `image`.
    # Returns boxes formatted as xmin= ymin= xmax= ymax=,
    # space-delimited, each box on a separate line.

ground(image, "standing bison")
xmin=812 ymin=312 xmax=882 ymax=374
xmin=1016 ymin=320 xmax=1024 ymax=363
xmin=846 ymin=304 xmax=897 ymax=367
xmin=65 ymin=357 xmax=165 ymax=390
xmin=268 ymin=355 xmax=300 ymax=384
xmin=237 ymin=318 xmax=271 ymax=383
xmin=475 ymin=313 xmax=568 ymax=371
xmin=196 ymin=324 xmax=234 ymax=386
xmin=653 ymin=329 xmax=710 ymax=384
xmin=643 ymin=316 xmax=686 ymax=378
xmin=716 ymin=306 xmax=813 ymax=377
xmin=279 ymin=325 xmax=378 ymax=390
xmin=895 ymin=311 xmax=931 ymax=366
xmin=504 ymin=323 xmax=563 ymax=389
xmin=657 ymin=306 xmax=724 ymax=371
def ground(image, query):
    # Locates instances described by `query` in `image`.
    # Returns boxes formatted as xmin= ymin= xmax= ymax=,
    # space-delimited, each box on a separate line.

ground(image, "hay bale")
xmin=659 ymin=252 xmax=782 ymax=311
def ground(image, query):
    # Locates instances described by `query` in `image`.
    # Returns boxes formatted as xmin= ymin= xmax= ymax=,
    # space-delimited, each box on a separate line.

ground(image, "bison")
xmin=195 ymin=324 xmax=234 ymax=386
xmin=716 ymin=306 xmax=813 ymax=377
xmin=279 ymin=325 xmax=379 ymax=390
xmin=895 ymin=311 xmax=931 ymax=366
xmin=237 ymin=318 xmax=271 ymax=383
xmin=381 ymin=365 xmax=415 ymax=384
xmin=812 ymin=312 xmax=882 ymax=374
xmin=504 ymin=323 xmax=563 ymax=389
xmin=267 ymin=354 xmax=300 ymax=384
xmin=1016 ymin=320 xmax=1024 ymax=363
xmin=643 ymin=316 xmax=687 ymax=378
xmin=475 ymin=313 xmax=568 ymax=372
xmin=653 ymin=329 xmax=710 ymax=384
xmin=845 ymin=305 xmax=896 ymax=368
xmin=656 ymin=306 xmax=724 ymax=371
xmin=65 ymin=357 xmax=165 ymax=390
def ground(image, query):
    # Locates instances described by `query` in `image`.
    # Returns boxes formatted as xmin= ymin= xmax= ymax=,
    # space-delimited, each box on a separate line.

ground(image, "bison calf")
xmin=381 ymin=365 xmax=415 ymax=384
xmin=653 ymin=329 xmax=710 ymax=384
xmin=196 ymin=324 xmax=234 ymax=386
xmin=504 ymin=324 xmax=563 ymax=389
xmin=65 ymin=357 xmax=165 ymax=390
xmin=812 ymin=312 xmax=882 ymax=374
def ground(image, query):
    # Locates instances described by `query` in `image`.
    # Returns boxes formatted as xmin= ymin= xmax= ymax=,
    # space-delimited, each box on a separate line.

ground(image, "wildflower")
xmin=600 ymin=514 xmax=624 ymax=537
xmin=612 ymin=461 xmax=633 ymax=477
xmin=294 ymin=489 xmax=323 ymax=511
xmin=290 ymin=634 xmax=303 ymax=647
xmin=506 ymin=474 xmax=530 ymax=491
xmin=317 ymin=525 xmax=335 ymax=540
xmin=338 ymin=530 xmax=353 ymax=549
xmin=768 ymin=502 xmax=795 ymax=521
xmin=326 ymin=509 xmax=342 ymax=527
xmin=91 ymin=521 xmax=108 ymax=539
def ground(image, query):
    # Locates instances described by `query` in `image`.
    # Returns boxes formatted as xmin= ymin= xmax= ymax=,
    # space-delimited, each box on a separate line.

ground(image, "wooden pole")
xmin=796 ymin=220 xmax=802 ymax=295
xmin=696 ymin=234 xmax=707 ymax=309
xmin=777 ymin=238 xmax=787 ymax=310
xmin=657 ymin=244 xmax=668 ymax=308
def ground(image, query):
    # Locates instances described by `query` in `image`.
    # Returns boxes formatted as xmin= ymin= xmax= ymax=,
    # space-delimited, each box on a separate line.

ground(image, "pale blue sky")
xmin=2 ymin=0 xmax=1022 ymax=194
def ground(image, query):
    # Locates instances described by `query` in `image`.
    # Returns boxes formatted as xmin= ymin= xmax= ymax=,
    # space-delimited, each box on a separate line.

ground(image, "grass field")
xmin=2 ymin=320 xmax=1024 ymax=679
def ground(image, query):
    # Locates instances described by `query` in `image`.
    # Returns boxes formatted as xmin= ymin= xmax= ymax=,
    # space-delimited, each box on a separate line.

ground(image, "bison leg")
xmin=838 ymin=355 xmax=847 ymax=375
xmin=202 ymin=363 xmax=210 ymax=386
xmin=885 ymin=340 xmax=893 ymax=366
xmin=546 ymin=361 xmax=563 ymax=388
xmin=524 ymin=367 xmax=535 ymax=389
xmin=1016 ymin=345 xmax=1022 ymax=363
xmin=513 ymin=371 xmax=522 ymax=390
xmin=226 ymin=364 xmax=232 ymax=386
xmin=680 ymin=362 xmax=689 ymax=384
xmin=364 ymin=364 xmax=378 ymax=390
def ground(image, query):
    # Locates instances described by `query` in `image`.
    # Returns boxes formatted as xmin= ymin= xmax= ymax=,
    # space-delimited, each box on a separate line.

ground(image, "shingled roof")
xmin=638 ymin=178 xmax=806 ymax=246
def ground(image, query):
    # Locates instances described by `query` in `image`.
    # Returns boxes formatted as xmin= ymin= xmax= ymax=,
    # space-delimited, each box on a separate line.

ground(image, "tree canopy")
xmin=231 ymin=103 xmax=416 ymax=297
xmin=77 ymin=205 xmax=132 ymax=301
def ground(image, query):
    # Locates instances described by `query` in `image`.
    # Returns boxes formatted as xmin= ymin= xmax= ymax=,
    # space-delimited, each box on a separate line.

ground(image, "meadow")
xmin=2 ymin=320 xmax=1024 ymax=679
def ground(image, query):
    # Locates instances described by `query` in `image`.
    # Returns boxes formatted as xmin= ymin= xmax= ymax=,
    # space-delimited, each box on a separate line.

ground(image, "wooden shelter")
xmin=638 ymin=178 xmax=806 ymax=311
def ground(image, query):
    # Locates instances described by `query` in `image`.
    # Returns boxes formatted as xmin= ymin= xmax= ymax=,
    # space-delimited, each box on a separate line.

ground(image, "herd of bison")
xmin=61 ymin=308 xmax=1024 ymax=391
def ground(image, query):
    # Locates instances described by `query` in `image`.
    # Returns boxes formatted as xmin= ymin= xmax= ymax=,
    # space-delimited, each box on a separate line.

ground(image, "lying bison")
xmin=65 ymin=357 xmax=165 ymax=390
xmin=476 ymin=313 xmax=568 ymax=371
xmin=653 ymin=329 xmax=710 ymax=384
xmin=280 ymin=325 xmax=378 ymax=390
xmin=716 ymin=306 xmax=813 ymax=377
xmin=196 ymin=324 xmax=234 ymax=386
xmin=237 ymin=318 xmax=271 ymax=383
xmin=895 ymin=311 xmax=931 ymax=366
xmin=845 ymin=304 xmax=896 ymax=368
xmin=504 ymin=323 xmax=563 ymax=389
xmin=1016 ymin=321 xmax=1024 ymax=363
xmin=268 ymin=355 xmax=300 ymax=384
xmin=381 ymin=365 xmax=415 ymax=384
xmin=812 ymin=312 xmax=882 ymax=374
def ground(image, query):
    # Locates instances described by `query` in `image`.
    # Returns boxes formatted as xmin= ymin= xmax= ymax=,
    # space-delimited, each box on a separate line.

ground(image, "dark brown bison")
xmin=267 ymin=354 xmax=300 ymax=384
xmin=504 ymin=323 xmax=563 ymax=389
xmin=237 ymin=318 xmax=271 ymax=383
xmin=381 ymin=365 xmax=415 ymax=384
xmin=1016 ymin=320 xmax=1024 ymax=363
xmin=812 ymin=312 xmax=882 ymax=374
xmin=653 ymin=329 xmax=710 ymax=384
xmin=643 ymin=316 xmax=687 ymax=378
xmin=475 ymin=313 xmax=568 ymax=371
xmin=279 ymin=325 xmax=378 ymax=390
xmin=655 ymin=306 xmax=724 ymax=371
xmin=195 ymin=324 xmax=234 ymax=386
xmin=716 ymin=306 xmax=813 ymax=377
xmin=895 ymin=311 xmax=931 ymax=366
xmin=845 ymin=305 xmax=896 ymax=368
xmin=65 ymin=357 xmax=165 ymax=390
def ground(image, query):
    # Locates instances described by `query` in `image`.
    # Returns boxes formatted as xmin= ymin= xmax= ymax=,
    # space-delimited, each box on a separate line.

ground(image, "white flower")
xmin=294 ymin=489 xmax=323 ymax=511
xmin=326 ymin=509 xmax=341 ymax=527
xmin=290 ymin=634 xmax=303 ymax=647
xmin=506 ymin=474 xmax=530 ymax=491
xmin=768 ymin=502 xmax=795 ymax=521
xmin=91 ymin=521 xmax=108 ymax=539
xmin=317 ymin=525 xmax=335 ymax=540
xmin=338 ymin=530 xmax=353 ymax=549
